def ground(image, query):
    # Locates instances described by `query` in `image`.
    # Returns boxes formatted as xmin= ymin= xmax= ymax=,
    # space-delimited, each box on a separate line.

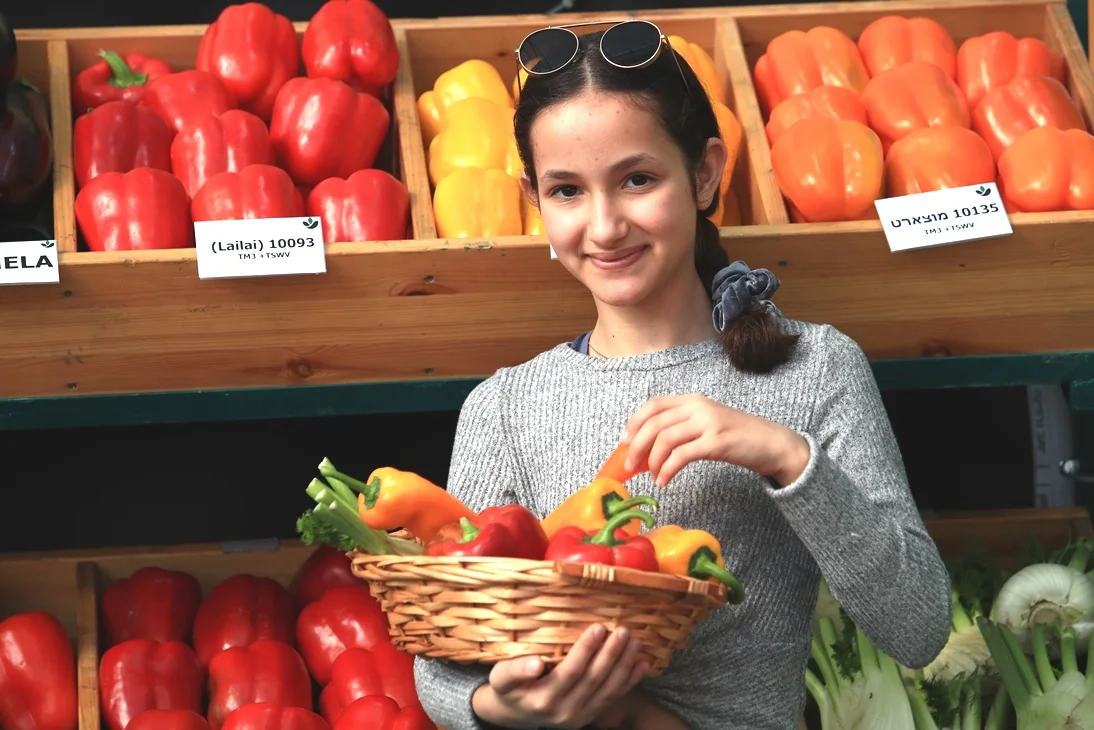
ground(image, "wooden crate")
xmin=0 ymin=509 xmax=1088 ymax=730
xmin=3 ymin=0 xmax=1093 ymax=402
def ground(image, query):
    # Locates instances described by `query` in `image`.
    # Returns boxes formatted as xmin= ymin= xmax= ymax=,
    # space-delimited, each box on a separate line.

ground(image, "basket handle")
xmin=553 ymin=562 xmax=729 ymax=603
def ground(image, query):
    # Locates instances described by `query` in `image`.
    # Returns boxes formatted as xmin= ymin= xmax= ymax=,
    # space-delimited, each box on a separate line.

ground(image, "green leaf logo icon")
xmin=303 ymin=218 xmax=319 ymax=229
xmin=41 ymin=241 xmax=55 ymax=248
xmin=975 ymin=185 xmax=990 ymax=197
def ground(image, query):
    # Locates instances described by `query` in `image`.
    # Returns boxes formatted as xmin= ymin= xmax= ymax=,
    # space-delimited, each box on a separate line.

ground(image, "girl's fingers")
xmin=563 ymin=628 xmax=633 ymax=710
xmin=646 ymin=420 xmax=703 ymax=480
xmin=537 ymin=623 xmax=607 ymax=697
xmin=489 ymin=655 xmax=546 ymax=695
xmin=655 ymin=437 xmax=708 ymax=487
xmin=625 ymin=408 xmax=689 ymax=472
xmin=623 ymin=396 xmax=683 ymax=442
xmin=586 ymin=636 xmax=645 ymax=709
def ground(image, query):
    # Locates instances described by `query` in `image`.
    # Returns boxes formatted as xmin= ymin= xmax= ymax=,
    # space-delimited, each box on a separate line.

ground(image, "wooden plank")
xmin=394 ymin=29 xmax=438 ymax=240
xmin=76 ymin=562 xmax=99 ymax=730
xmin=47 ymin=40 xmax=76 ymax=253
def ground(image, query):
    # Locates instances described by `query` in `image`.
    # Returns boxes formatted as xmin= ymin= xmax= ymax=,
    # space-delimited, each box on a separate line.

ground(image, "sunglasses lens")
xmin=601 ymin=21 xmax=662 ymax=69
xmin=519 ymin=28 xmax=579 ymax=74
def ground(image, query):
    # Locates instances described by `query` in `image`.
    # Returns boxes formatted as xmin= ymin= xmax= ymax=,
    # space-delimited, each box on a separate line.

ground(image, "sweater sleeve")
xmin=764 ymin=327 xmax=952 ymax=669
xmin=414 ymin=373 xmax=523 ymax=730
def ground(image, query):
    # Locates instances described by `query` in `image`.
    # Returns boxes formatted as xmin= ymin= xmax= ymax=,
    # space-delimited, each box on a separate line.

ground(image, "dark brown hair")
xmin=513 ymin=28 xmax=798 ymax=373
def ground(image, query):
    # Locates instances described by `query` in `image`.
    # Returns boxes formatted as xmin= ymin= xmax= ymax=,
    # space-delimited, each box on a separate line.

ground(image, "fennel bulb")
xmin=991 ymin=563 xmax=1094 ymax=648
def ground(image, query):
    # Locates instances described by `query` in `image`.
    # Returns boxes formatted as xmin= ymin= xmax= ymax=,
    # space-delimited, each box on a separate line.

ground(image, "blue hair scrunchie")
xmin=711 ymin=261 xmax=782 ymax=333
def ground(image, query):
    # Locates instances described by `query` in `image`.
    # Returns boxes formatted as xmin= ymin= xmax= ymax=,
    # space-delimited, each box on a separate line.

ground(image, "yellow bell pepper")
xmin=417 ymin=91 xmax=444 ymax=146
xmin=428 ymin=97 xmax=522 ymax=185
xmin=433 ymin=59 xmax=513 ymax=115
xmin=522 ymin=194 xmax=545 ymax=235
xmin=668 ymin=36 xmax=725 ymax=106
xmin=434 ymin=168 xmax=523 ymax=238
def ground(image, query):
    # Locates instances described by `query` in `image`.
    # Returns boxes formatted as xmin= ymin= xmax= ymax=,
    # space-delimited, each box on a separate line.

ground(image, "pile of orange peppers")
xmin=417 ymin=37 xmax=745 ymax=239
xmin=754 ymin=19 xmax=1093 ymax=220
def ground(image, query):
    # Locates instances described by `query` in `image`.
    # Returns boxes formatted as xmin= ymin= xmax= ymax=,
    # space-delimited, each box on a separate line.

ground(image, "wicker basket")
xmin=350 ymin=552 xmax=729 ymax=676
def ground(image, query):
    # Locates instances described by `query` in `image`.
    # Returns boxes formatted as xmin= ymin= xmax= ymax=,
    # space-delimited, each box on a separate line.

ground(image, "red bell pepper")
xmin=193 ymin=574 xmax=296 ymax=666
xmin=170 ymin=109 xmax=273 ymax=198
xmin=289 ymin=545 xmax=359 ymax=611
xmin=544 ymin=509 xmax=659 ymax=572
xmin=318 ymin=644 xmax=421 ymax=722
xmin=191 ymin=164 xmax=305 ymax=222
xmin=296 ymin=584 xmax=389 ymax=685
xmin=270 ymin=77 xmax=390 ymax=187
xmin=72 ymin=50 xmax=174 ymax=113
xmin=73 ymin=100 xmax=173 ymax=189
xmin=0 ymin=612 xmax=78 ymax=730
xmin=329 ymin=696 xmax=435 ymax=730
xmin=306 ymin=169 xmax=408 ymax=243
xmin=142 ymin=70 xmax=237 ymax=137
xmin=196 ymin=3 xmax=300 ymax=121
xmin=75 ymin=168 xmax=194 ymax=252
xmin=127 ymin=710 xmax=210 ymax=730
xmin=971 ymin=75 xmax=1085 ymax=161
xmin=101 ymin=567 xmax=202 ymax=648
xmin=99 ymin=639 xmax=205 ymax=730
xmin=220 ymin=703 xmax=330 ymax=730
xmin=301 ymin=0 xmax=400 ymax=94
xmin=207 ymin=640 xmax=313 ymax=730
xmin=426 ymin=504 xmax=549 ymax=561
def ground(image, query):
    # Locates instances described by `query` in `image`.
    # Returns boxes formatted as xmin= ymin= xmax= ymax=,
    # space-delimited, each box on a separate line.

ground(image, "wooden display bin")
xmin=0 ymin=508 xmax=1090 ymax=729
xmin=2 ymin=0 xmax=1093 ymax=403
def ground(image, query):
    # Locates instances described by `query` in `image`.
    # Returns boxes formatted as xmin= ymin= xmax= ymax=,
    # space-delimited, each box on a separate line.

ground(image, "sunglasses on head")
xmin=514 ymin=19 xmax=690 ymax=93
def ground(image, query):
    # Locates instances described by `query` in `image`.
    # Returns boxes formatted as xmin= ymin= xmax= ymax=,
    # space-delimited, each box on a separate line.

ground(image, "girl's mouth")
xmin=586 ymin=246 xmax=646 ymax=271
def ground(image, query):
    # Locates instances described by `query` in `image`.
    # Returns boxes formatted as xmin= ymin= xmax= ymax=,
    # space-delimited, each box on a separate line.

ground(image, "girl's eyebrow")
xmin=540 ymin=153 xmax=658 ymax=183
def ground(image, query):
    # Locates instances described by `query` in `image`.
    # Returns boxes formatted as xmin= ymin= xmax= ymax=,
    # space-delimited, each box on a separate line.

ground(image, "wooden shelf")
xmin=1 ymin=350 xmax=1091 ymax=432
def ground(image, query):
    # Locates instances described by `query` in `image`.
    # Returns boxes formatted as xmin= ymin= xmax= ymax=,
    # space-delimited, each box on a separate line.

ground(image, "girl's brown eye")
xmin=627 ymin=174 xmax=652 ymax=187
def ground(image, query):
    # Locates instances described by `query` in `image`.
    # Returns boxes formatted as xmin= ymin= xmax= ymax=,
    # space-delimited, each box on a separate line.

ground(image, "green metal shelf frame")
xmin=1 ymin=351 xmax=1092 ymax=431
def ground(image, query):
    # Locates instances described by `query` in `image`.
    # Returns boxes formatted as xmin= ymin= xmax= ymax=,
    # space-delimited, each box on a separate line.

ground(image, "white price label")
xmin=195 ymin=216 xmax=327 ymax=280
xmin=874 ymin=182 xmax=1014 ymax=253
xmin=0 ymin=239 xmax=60 ymax=286
xmin=549 ymin=244 xmax=558 ymax=260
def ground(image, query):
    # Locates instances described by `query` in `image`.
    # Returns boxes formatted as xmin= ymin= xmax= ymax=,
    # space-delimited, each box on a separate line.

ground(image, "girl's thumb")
xmin=491 ymin=656 xmax=545 ymax=694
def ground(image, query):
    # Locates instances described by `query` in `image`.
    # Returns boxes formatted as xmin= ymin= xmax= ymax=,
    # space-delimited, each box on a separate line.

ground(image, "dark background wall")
xmin=2 ymin=0 xmax=1090 ymax=553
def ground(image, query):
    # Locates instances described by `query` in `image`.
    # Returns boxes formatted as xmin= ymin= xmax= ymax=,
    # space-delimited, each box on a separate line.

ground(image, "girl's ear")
xmin=519 ymin=171 xmax=539 ymax=208
xmin=695 ymin=137 xmax=728 ymax=210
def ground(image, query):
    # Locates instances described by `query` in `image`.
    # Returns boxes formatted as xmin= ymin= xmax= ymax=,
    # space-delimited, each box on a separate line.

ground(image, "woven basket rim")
xmin=350 ymin=551 xmax=730 ymax=605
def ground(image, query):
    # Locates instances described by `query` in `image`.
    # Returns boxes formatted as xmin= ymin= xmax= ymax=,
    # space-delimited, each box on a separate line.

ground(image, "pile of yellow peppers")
xmin=417 ymin=36 xmax=745 ymax=239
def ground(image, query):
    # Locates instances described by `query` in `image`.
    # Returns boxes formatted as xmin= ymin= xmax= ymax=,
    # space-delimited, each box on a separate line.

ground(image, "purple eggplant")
xmin=0 ymin=13 xmax=14 ymax=87
xmin=0 ymin=78 xmax=52 ymax=204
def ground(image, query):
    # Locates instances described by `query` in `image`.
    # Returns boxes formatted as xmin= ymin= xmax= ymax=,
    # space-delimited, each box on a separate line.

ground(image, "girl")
xmin=414 ymin=19 xmax=952 ymax=730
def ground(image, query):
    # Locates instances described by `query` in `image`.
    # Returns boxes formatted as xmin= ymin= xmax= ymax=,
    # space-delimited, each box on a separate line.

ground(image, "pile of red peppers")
xmin=95 ymin=545 xmax=435 ymax=730
xmin=71 ymin=0 xmax=410 ymax=252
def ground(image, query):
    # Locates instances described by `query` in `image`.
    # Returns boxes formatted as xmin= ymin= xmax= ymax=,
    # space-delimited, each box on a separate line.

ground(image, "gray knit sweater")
xmin=413 ymin=319 xmax=952 ymax=730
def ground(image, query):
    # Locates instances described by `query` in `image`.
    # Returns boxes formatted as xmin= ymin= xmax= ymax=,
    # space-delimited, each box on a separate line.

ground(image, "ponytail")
xmin=694 ymin=212 xmax=799 ymax=374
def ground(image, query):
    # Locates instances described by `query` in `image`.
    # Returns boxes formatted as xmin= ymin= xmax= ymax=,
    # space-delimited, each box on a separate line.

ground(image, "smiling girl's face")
xmin=524 ymin=88 xmax=723 ymax=311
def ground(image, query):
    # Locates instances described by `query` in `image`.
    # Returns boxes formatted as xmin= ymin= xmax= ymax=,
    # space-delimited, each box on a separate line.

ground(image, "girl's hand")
xmin=471 ymin=624 xmax=649 ymax=729
xmin=622 ymin=394 xmax=810 ymax=488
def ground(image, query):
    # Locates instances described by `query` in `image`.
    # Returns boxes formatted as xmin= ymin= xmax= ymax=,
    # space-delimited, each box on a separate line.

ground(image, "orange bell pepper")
xmin=710 ymin=186 xmax=743 ymax=227
xmin=885 ymin=127 xmax=995 ymax=197
xmin=712 ymin=100 xmax=743 ymax=202
xmin=427 ymin=97 xmax=521 ymax=185
xmin=765 ymin=85 xmax=867 ymax=146
xmin=752 ymin=27 xmax=870 ymax=116
xmin=998 ymin=126 xmax=1094 ymax=212
xmin=971 ymin=75 xmax=1084 ymax=161
xmin=771 ymin=118 xmax=883 ymax=223
xmin=856 ymin=15 xmax=957 ymax=79
xmin=434 ymin=167 xmax=523 ymax=238
xmin=956 ymin=32 xmax=1067 ymax=109
xmin=668 ymin=35 xmax=725 ymax=105
xmin=860 ymin=60 xmax=970 ymax=154
xmin=521 ymin=194 xmax=545 ymax=236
